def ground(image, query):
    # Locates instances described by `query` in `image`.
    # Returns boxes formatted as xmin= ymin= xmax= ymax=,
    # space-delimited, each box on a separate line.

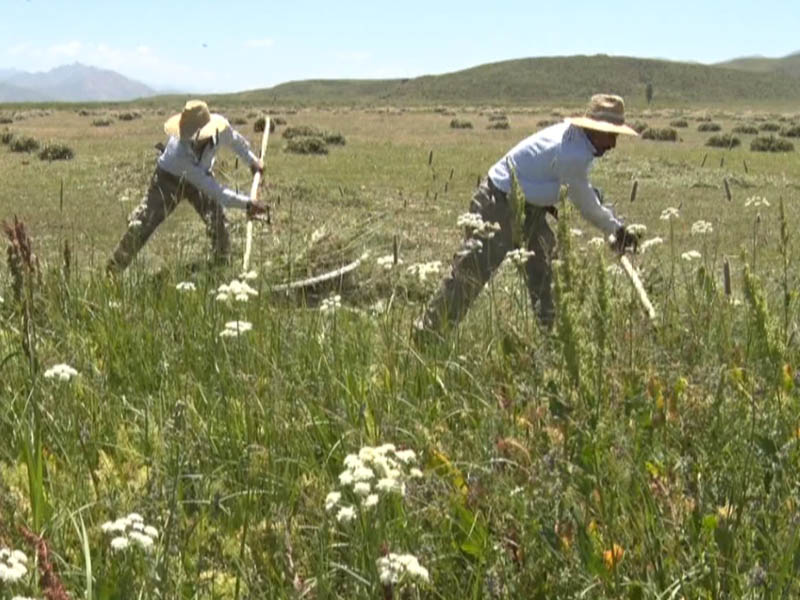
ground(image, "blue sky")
xmin=2 ymin=0 xmax=799 ymax=93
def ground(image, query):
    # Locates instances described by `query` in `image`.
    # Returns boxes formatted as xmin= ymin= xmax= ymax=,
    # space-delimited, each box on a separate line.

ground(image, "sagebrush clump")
xmin=0 ymin=131 xmax=13 ymax=145
xmin=698 ymin=122 xmax=722 ymax=132
xmin=631 ymin=121 xmax=649 ymax=134
xmin=253 ymin=117 xmax=276 ymax=133
xmin=285 ymin=136 xmax=328 ymax=154
xmin=751 ymin=135 xmax=794 ymax=152
xmin=779 ymin=125 xmax=800 ymax=138
xmin=9 ymin=135 xmax=39 ymax=153
xmin=38 ymin=143 xmax=75 ymax=161
xmin=487 ymin=120 xmax=510 ymax=130
xmin=283 ymin=125 xmax=323 ymax=139
xmin=670 ymin=119 xmax=689 ymax=128
xmin=706 ymin=134 xmax=741 ymax=148
xmin=642 ymin=127 xmax=678 ymax=142
xmin=449 ymin=119 xmax=473 ymax=129
xmin=732 ymin=125 xmax=759 ymax=135
xmin=92 ymin=118 xmax=113 ymax=127
xmin=759 ymin=122 xmax=780 ymax=132
xmin=323 ymin=131 xmax=346 ymax=145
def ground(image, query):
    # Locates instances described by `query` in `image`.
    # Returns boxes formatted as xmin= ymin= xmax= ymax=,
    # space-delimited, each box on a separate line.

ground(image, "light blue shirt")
xmin=488 ymin=122 xmax=621 ymax=234
xmin=157 ymin=124 xmax=259 ymax=209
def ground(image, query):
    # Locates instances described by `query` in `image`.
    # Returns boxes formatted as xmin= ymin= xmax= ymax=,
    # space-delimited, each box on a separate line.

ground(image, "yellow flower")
xmin=603 ymin=544 xmax=624 ymax=569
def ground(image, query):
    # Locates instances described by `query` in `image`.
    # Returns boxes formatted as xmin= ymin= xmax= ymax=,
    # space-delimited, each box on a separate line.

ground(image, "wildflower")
xmin=219 ymin=321 xmax=253 ymax=338
xmin=505 ymin=249 xmax=535 ymax=266
xmin=376 ymin=254 xmax=403 ymax=270
xmin=691 ymin=220 xmax=713 ymax=235
xmin=325 ymin=491 xmax=342 ymax=511
xmin=101 ymin=519 xmax=128 ymax=534
xmin=320 ymin=294 xmax=342 ymax=313
xmin=457 ymin=213 xmax=501 ymax=238
xmin=108 ymin=300 xmax=121 ymax=309
xmin=215 ymin=279 xmax=258 ymax=302
xmin=745 ymin=195 xmax=770 ymax=208
xmin=570 ymin=228 xmax=583 ymax=237
xmin=352 ymin=465 xmax=375 ymax=482
xmin=110 ymin=537 xmax=129 ymax=552
xmin=409 ymin=468 xmax=424 ymax=479
xmin=129 ymin=219 xmax=142 ymax=228
xmin=175 ymin=281 xmax=196 ymax=292
xmin=11 ymin=596 xmax=38 ymax=600
xmin=240 ymin=270 xmax=258 ymax=280
xmin=395 ymin=449 xmax=417 ymax=463
xmin=626 ymin=223 xmax=647 ymax=235
xmin=0 ymin=547 xmax=28 ymax=583
xmin=43 ymin=363 xmax=78 ymax=381
xmin=129 ymin=531 xmax=154 ymax=551
xmin=406 ymin=261 xmax=442 ymax=282
xmin=587 ymin=236 xmax=606 ymax=247
xmin=364 ymin=494 xmax=379 ymax=508
xmin=376 ymin=477 xmax=404 ymax=495
xmin=336 ymin=505 xmax=356 ymax=524
xmin=143 ymin=525 xmax=159 ymax=538
xmin=603 ymin=544 xmax=624 ymax=569
xmin=681 ymin=250 xmax=702 ymax=262
xmin=377 ymin=553 xmax=429 ymax=585
xmin=640 ymin=237 xmax=663 ymax=253
xmin=353 ymin=482 xmax=372 ymax=496
xmin=659 ymin=207 xmax=680 ymax=220
xmin=338 ymin=470 xmax=354 ymax=486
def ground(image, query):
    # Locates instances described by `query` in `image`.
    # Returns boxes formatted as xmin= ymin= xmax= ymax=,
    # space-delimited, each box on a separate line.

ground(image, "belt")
xmin=487 ymin=175 xmax=558 ymax=219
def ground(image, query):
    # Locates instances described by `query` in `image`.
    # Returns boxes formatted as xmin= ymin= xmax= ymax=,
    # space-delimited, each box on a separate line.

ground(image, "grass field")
xmin=1 ymin=100 xmax=800 ymax=599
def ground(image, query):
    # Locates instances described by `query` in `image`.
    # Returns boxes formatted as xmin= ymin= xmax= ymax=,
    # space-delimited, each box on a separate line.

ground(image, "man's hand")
xmin=250 ymin=159 xmax=264 ymax=176
xmin=611 ymin=225 xmax=641 ymax=254
xmin=246 ymin=200 xmax=268 ymax=220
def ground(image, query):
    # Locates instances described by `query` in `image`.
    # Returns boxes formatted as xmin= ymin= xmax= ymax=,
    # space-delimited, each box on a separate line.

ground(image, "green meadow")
xmin=1 ymin=99 xmax=800 ymax=598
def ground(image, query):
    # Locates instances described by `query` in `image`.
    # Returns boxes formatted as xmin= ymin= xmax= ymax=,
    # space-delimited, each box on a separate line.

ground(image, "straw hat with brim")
xmin=164 ymin=100 xmax=229 ymax=141
xmin=566 ymin=94 xmax=638 ymax=136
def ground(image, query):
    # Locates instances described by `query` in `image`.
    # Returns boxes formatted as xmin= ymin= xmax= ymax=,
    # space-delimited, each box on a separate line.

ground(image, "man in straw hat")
xmin=415 ymin=93 xmax=641 ymax=340
xmin=107 ymin=100 xmax=268 ymax=273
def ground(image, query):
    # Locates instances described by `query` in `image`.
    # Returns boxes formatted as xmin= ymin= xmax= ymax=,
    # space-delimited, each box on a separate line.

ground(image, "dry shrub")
xmin=253 ymin=116 xmax=276 ymax=133
xmin=488 ymin=113 xmax=507 ymax=122
xmin=283 ymin=125 xmax=323 ymax=139
xmin=732 ymin=125 xmax=759 ymax=135
xmin=697 ymin=122 xmax=721 ymax=132
xmin=487 ymin=121 xmax=510 ymax=130
xmin=274 ymin=116 xmax=287 ymax=126
xmin=286 ymin=137 xmax=328 ymax=155
xmin=537 ymin=119 xmax=558 ymax=128
xmin=92 ymin=118 xmax=113 ymax=127
xmin=323 ymin=131 xmax=346 ymax=145
xmin=750 ymin=135 xmax=794 ymax=152
xmin=450 ymin=119 xmax=473 ymax=129
xmin=759 ymin=122 xmax=780 ymax=132
xmin=38 ymin=143 xmax=75 ymax=161
xmin=705 ymin=134 xmax=740 ymax=148
xmin=779 ymin=125 xmax=800 ymax=138
xmin=231 ymin=116 xmax=247 ymax=125
xmin=670 ymin=119 xmax=689 ymax=128
xmin=1 ymin=131 xmax=13 ymax=145
xmin=632 ymin=121 xmax=649 ymax=134
xmin=0 ymin=116 xmax=12 ymax=124
xmin=9 ymin=135 xmax=39 ymax=153
xmin=641 ymin=127 xmax=678 ymax=142
xmin=116 ymin=111 xmax=141 ymax=121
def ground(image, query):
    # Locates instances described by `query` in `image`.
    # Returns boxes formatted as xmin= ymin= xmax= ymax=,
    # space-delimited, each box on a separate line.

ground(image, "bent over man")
xmin=416 ymin=93 xmax=640 ymax=338
xmin=107 ymin=100 xmax=267 ymax=273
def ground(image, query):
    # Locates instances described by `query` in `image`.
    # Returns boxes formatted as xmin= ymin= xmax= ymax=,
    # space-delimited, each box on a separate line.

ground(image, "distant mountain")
xmin=715 ymin=51 xmax=800 ymax=78
xmin=0 ymin=63 xmax=156 ymax=102
xmin=228 ymin=54 xmax=800 ymax=106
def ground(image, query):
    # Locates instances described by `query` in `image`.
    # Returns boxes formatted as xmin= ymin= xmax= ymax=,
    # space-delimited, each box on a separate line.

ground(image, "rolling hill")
xmin=716 ymin=51 xmax=800 ymax=79
xmin=227 ymin=55 xmax=800 ymax=107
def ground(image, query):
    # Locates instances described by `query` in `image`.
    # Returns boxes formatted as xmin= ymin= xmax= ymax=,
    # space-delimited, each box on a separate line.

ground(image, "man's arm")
xmin=217 ymin=125 xmax=262 ymax=173
xmin=178 ymin=163 xmax=252 ymax=210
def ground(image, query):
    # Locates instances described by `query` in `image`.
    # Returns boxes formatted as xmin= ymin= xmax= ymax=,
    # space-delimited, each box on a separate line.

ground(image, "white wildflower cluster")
xmin=376 ymin=254 xmax=403 ymax=270
xmin=320 ymin=294 xmax=342 ymax=313
xmin=570 ymin=228 xmax=584 ymax=237
xmin=175 ymin=281 xmax=196 ymax=292
xmin=587 ymin=236 xmax=607 ymax=248
xmin=219 ymin=321 xmax=253 ymax=338
xmin=239 ymin=270 xmax=258 ymax=281
xmin=456 ymin=213 xmax=501 ymax=238
xmin=377 ymin=553 xmax=430 ymax=586
xmin=504 ymin=249 xmax=535 ymax=266
xmin=43 ymin=363 xmax=78 ymax=381
xmin=626 ymin=223 xmax=647 ymax=235
xmin=640 ymin=237 xmax=664 ymax=253
xmin=691 ymin=220 xmax=713 ymax=235
xmin=0 ymin=547 xmax=28 ymax=583
xmin=128 ymin=219 xmax=143 ymax=229
xmin=325 ymin=444 xmax=423 ymax=522
xmin=101 ymin=513 xmax=158 ymax=553
xmin=455 ymin=238 xmax=484 ymax=257
xmin=681 ymin=250 xmax=702 ymax=262
xmin=215 ymin=279 xmax=258 ymax=303
xmin=11 ymin=596 xmax=38 ymax=600
xmin=745 ymin=195 xmax=770 ymax=208
xmin=406 ymin=261 xmax=442 ymax=282
xmin=659 ymin=207 xmax=680 ymax=221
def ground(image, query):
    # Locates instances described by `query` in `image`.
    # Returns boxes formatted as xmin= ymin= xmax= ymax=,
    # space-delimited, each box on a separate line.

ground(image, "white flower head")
xmin=395 ymin=449 xmax=417 ymax=464
xmin=176 ymin=281 xmax=196 ymax=292
xmin=215 ymin=279 xmax=258 ymax=303
xmin=505 ymin=249 xmax=535 ymax=266
xmin=129 ymin=219 xmax=143 ymax=229
xmin=129 ymin=531 xmax=154 ymax=551
xmin=325 ymin=491 xmax=341 ymax=511
xmin=110 ymin=536 xmax=129 ymax=552
xmin=587 ymin=236 xmax=606 ymax=248
xmin=219 ymin=321 xmax=253 ymax=338
xmin=691 ymin=220 xmax=713 ymax=235
xmin=0 ymin=548 xmax=29 ymax=583
xmin=659 ymin=207 xmax=680 ymax=221
xmin=640 ymin=237 xmax=664 ymax=253
xmin=406 ymin=261 xmax=442 ymax=282
xmin=353 ymin=481 xmax=372 ymax=496
xmin=240 ymin=270 xmax=258 ymax=280
xmin=377 ymin=553 xmax=429 ymax=585
xmin=681 ymin=250 xmax=702 ymax=262
xmin=377 ymin=254 xmax=403 ymax=270
xmin=744 ymin=195 xmax=770 ymax=208
xmin=364 ymin=493 xmax=379 ymax=508
xmin=43 ymin=363 xmax=78 ymax=381
xmin=336 ymin=505 xmax=356 ymax=524
xmin=626 ymin=223 xmax=647 ymax=235
xmin=320 ymin=294 xmax=342 ymax=313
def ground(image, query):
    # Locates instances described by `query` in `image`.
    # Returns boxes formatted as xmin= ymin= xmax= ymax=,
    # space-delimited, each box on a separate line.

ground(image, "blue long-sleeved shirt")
xmin=488 ymin=122 xmax=621 ymax=234
xmin=157 ymin=123 xmax=259 ymax=209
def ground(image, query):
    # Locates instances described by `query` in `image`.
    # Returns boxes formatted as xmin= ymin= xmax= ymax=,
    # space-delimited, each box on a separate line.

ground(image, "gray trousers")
xmin=107 ymin=168 xmax=230 ymax=273
xmin=420 ymin=177 xmax=556 ymax=331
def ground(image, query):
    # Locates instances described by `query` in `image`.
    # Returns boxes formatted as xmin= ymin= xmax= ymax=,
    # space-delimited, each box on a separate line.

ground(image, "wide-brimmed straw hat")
xmin=567 ymin=94 xmax=638 ymax=136
xmin=164 ymin=100 xmax=229 ymax=141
